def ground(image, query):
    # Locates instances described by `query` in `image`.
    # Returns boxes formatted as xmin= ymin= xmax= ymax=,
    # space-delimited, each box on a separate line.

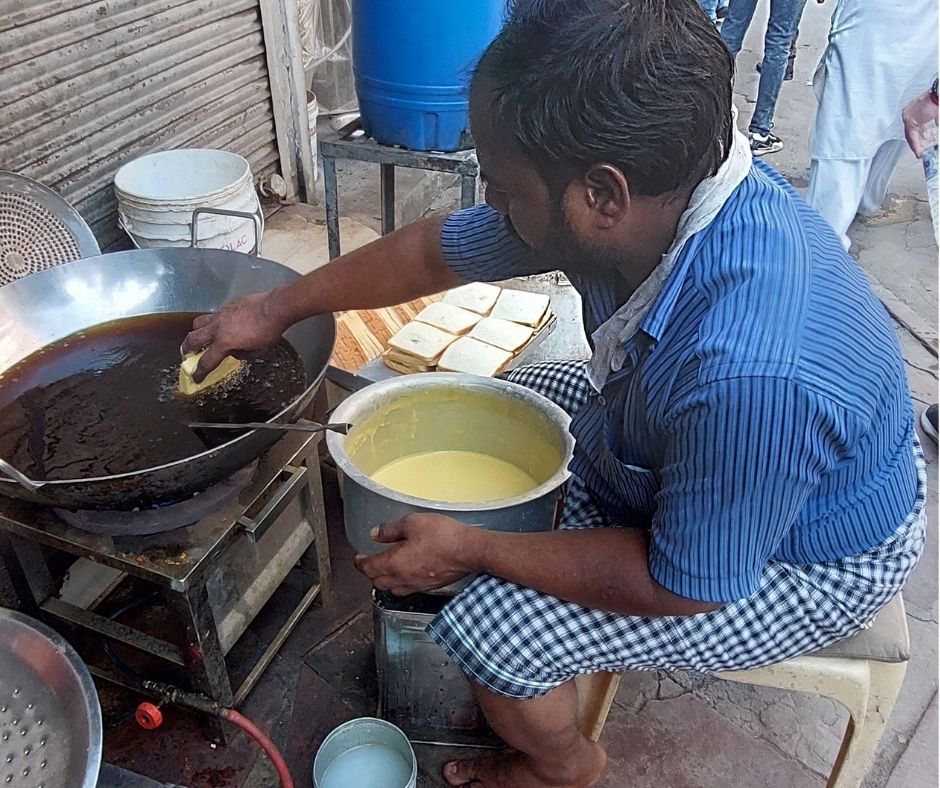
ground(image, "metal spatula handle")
xmin=0 ymin=458 xmax=45 ymax=491
xmin=189 ymin=419 xmax=350 ymax=435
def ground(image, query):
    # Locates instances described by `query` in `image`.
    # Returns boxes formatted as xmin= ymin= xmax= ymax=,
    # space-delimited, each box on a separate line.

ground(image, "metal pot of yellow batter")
xmin=326 ymin=373 xmax=574 ymax=572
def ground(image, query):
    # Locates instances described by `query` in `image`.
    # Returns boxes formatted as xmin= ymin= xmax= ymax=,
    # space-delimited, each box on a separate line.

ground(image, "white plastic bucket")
xmin=114 ymin=149 xmax=263 ymax=253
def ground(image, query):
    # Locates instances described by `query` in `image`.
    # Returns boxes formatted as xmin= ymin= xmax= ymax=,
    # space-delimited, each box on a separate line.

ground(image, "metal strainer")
xmin=0 ymin=608 xmax=102 ymax=787
xmin=0 ymin=172 xmax=100 ymax=286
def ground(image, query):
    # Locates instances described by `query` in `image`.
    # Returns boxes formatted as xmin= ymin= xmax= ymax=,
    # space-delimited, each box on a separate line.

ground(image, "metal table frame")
xmin=320 ymin=134 xmax=480 ymax=260
xmin=0 ymin=433 xmax=333 ymax=742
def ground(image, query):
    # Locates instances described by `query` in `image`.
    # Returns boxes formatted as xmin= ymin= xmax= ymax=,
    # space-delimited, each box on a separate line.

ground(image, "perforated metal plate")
xmin=0 ymin=172 xmax=100 ymax=286
xmin=0 ymin=609 xmax=101 ymax=788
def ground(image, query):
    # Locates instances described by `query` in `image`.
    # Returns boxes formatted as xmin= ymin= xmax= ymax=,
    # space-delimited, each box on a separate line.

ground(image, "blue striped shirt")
xmin=440 ymin=160 xmax=919 ymax=603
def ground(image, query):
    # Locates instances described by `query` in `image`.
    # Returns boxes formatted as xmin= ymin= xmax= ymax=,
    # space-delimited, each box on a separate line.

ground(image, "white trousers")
xmin=807 ymin=139 xmax=909 ymax=249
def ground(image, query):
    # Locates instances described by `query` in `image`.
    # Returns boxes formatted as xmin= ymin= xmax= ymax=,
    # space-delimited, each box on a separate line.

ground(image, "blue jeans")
xmin=699 ymin=0 xmax=730 ymax=21
xmin=721 ymin=0 xmax=807 ymax=136
xmin=699 ymin=0 xmax=719 ymax=21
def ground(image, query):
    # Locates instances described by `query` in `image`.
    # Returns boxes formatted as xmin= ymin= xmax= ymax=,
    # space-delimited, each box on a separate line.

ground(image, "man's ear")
xmin=578 ymin=163 xmax=631 ymax=229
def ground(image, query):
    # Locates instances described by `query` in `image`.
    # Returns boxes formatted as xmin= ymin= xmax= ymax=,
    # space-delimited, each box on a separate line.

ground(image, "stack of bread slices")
xmin=383 ymin=283 xmax=551 ymax=376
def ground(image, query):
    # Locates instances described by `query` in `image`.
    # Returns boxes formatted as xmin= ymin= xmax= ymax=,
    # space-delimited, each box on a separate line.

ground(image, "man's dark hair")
xmin=473 ymin=0 xmax=734 ymax=198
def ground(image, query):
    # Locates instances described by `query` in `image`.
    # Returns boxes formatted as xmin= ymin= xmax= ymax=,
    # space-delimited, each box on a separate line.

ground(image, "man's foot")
xmin=443 ymin=743 xmax=607 ymax=787
xmin=755 ymin=59 xmax=795 ymax=80
xmin=921 ymin=404 xmax=938 ymax=444
xmin=749 ymin=131 xmax=784 ymax=156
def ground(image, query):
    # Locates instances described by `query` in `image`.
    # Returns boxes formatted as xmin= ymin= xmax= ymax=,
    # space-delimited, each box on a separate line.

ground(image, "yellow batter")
xmin=370 ymin=450 xmax=538 ymax=503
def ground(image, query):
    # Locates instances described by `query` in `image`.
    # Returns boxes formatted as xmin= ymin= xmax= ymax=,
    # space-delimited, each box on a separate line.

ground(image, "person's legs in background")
xmin=699 ymin=0 xmax=720 ymax=23
xmin=807 ymin=156 xmax=874 ymax=249
xmin=720 ymin=0 xmax=760 ymax=57
xmin=808 ymin=140 xmax=909 ymax=249
xmin=747 ymin=0 xmax=808 ymax=153
xmin=758 ymin=28 xmax=799 ymax=80
xmin=859 ymin=139 xmax=910 ymax=215
xmin=787 ymin=31 xmax=799 ymax=79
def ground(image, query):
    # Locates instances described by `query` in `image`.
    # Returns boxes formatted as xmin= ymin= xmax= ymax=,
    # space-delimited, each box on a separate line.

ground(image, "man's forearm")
xmin=464 ymin=527 xmax=721 ymax=617
xmin=267 ymin=214 xmax=463 ymax=326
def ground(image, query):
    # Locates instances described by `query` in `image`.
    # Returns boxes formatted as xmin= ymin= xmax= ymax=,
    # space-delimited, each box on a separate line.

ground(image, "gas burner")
xmin=55 ymin=462 xmax=258 ymax=535
xmin=0 ymin=431 xmax=331 ymax=744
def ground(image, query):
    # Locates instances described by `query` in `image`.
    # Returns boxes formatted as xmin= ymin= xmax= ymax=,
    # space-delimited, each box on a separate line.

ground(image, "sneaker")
xmin=716 ymin=4 xmax=729 ymax=19
xmin=749 ymin=132 xmax=784 ymax=156
xmin=921 ymin=404 xmax=938 ymax=444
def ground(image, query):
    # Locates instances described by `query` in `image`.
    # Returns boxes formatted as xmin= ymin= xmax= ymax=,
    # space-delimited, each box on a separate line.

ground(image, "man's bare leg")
xmin=443 ymin=678 xmax=607 ymax=787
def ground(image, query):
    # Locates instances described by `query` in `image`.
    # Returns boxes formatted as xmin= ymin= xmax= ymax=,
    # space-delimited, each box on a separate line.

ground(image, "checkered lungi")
xmin=427 ymin=360 xmax=928 ymax=699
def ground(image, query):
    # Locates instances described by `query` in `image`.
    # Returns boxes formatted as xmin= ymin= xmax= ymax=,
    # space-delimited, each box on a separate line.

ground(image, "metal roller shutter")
xmin=1 ymin=0 xmax=282 ymax=251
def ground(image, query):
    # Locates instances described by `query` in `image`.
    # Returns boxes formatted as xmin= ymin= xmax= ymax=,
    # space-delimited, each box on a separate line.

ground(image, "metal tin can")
xmin=372 ymin=590 xmax=501 ymax=747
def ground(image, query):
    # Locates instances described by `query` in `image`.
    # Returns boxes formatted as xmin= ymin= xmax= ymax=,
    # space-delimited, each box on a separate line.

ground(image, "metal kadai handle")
xmin=190 ymin=206 xmax=263 ymax=256
xmin=237 ymin=464 xmax=308 ymax=543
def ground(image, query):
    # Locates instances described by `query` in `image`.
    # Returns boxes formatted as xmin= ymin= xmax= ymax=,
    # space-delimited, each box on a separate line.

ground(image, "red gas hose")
xmin=136 ymin=682 xmax=295 ymax=788
xmin=222 ymin=708 xmax=295 ymax=788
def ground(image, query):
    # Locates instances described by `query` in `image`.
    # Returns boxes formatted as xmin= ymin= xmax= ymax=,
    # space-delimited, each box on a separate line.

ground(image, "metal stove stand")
xmin=320 ymin=133 xmax=480 ymax=260
xmin=0 ymin=433 xmax=332 ymax=743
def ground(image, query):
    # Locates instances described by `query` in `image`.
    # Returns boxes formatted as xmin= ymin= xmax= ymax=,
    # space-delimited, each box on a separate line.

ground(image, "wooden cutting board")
xmin=329 ymin=294 xmax=443 ymax=372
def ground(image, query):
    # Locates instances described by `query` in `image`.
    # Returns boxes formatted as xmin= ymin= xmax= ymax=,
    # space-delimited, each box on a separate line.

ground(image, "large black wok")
xmin=0 ymin=248 xmax=335 ymax=510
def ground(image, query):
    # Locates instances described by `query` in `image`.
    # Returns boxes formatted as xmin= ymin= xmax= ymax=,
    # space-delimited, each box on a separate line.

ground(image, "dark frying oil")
xmin=0 ymin=312 xmax=307 ymax=481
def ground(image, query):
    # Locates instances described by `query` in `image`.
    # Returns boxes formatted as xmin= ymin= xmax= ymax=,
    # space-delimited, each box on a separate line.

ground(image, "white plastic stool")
xmin=575 ymin=594 xmax=910 ymax=788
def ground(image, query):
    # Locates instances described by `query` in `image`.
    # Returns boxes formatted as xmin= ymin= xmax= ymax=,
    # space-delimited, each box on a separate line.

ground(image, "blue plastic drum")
xmin=352 ymin=1 xmax=506 ymax=151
